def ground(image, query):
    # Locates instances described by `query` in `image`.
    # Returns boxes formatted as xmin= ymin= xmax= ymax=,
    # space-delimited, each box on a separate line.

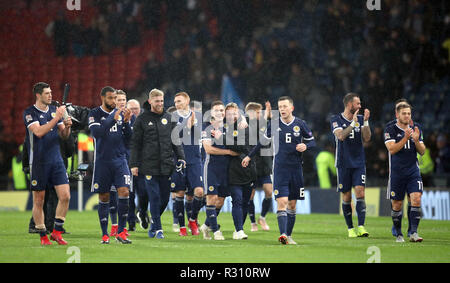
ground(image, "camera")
xmin=68 ymin=163 xmax=92 ymax=182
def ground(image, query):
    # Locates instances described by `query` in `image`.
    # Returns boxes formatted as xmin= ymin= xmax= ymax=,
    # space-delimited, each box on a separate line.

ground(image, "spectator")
xmin=315 ymin=143 xmax=337 ymax=189
xmin=142 ymin=51 xmax=163 ymax=90
xmin=435 ymin=134 xmax=450 ymax=174
xmin=83 ymin=19 xmax=103 ymax=56
xmin=70 ymin=18 xmax=85 ymax=57
xmin=122 ymin=16 xmax=141 ymax=48
xmin=51 ymin=12 xmax=71 ymax=57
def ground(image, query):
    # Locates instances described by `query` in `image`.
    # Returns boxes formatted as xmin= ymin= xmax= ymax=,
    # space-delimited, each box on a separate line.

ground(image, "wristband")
xmin=364 ymin=120 xmax=369 ymax=127
xmin=350 ymin=121 xmax=356 ymax=128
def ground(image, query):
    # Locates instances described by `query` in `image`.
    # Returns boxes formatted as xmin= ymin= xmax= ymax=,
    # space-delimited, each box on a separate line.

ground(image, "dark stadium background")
xmin=0 ymin=0 xmax=449 ymax=192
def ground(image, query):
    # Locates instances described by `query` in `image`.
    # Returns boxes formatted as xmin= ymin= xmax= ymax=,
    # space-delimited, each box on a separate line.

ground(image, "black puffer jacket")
xmin=129 ymin=101 xmax=185 ymax=176
xmin=224 ymin=121 xmax=257 ymax=186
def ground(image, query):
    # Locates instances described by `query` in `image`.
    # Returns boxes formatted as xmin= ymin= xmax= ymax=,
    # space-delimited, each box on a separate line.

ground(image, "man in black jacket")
xmin=130 ymin=89 xmax=185 ymax=239
xmin=224 ymin=103 xmax=257 ymax=240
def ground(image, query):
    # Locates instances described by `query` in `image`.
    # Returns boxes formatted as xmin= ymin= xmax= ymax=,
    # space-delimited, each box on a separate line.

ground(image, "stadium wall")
xmin=1 ymin=188 xmax=448 ymax=221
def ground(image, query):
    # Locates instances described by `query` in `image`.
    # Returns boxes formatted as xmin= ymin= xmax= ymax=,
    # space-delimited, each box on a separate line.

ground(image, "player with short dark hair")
xmin=24 ymin=82 xmax=73 ymax=245
xmin=200 ymin=101 xmax=238 ymax=240
xmin=384 ymin=103 xmax=426 ymax=243
xmin=88 ymin=86 xmax=133 ymax=244
xmin=330 ymin=93 xmax=371 ymax=237
xmin=243 ymin=96 xmax=316 ymax=245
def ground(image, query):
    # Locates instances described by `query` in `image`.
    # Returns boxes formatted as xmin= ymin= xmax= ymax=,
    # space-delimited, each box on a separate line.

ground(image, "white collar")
xmin=34 ymin=104 xmax=49 ymax=113
xmin=280 ymin=116 xmax=295 ymax=126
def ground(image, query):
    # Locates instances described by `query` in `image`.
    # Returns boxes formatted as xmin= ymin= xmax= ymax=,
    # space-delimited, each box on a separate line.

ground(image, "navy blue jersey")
xmin=384 ymin=122 xmax=423 ymax=178
xmin=330 ymin=113 xmax=366 ymax=168
xmin=201 ymin=122 xmax=230 ymax=168
xmin=173 ymin=110 xmax=202 ymax=165
xmin=124 ymin=114 xmax=137 ymax=161
xmin=88 ymin=106 xmax=133 ymax=162
xmin=23 ymin=105 xmax=64 ymax=164
xmin=265 ymin=117 xmax=315 ymax=168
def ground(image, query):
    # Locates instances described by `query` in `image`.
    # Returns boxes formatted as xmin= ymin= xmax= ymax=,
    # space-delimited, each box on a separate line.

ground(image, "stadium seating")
xmin=0 ymin=0 xmax=166 ymax=144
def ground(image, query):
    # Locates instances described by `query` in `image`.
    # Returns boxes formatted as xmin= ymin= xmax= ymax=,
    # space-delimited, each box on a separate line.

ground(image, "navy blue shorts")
xmin=30 ymin=160 xmax=69 ymax=191
xmin=336 ymin=166 xmax=366 ymax=193
xmin=203 ymin=162 xmax=229 ymax=197
xmin=170 ymin=163 xmax=204 ymax=194
xmin=252 ymin=175 xmax=272 ymax=189
xmin=169 ymin=170 xmax=186 ymax=192
xmin=91 ymin=159 xmax=131 ymax=193
xmin=388 ymin=173 xmax=423 ymax=200
xmin=273 ymin=165 xmax=305 ymax=200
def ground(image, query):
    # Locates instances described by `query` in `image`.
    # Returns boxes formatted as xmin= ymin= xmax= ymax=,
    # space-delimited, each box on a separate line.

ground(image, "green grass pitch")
xmin=0 ymin=211 xmax=449 ymax=263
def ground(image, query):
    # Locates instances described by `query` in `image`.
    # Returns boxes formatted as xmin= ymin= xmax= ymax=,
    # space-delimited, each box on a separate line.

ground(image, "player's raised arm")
xmin=28 ymin=106 xmax=65 ymax=138
xmin=58 ymin=115 xmax=72 ymax=140
xmin=412 ymin=126 xmax=426 ymax=156
xmin=334 ymin=109 xmax=360 ymax=141
xmin=384 ymin=126 xmax=411 ymax=155
xmin=361 ymin=108 xmax=371 ymax=142
xmin=88 ymin=109 xmax=119 ymax=138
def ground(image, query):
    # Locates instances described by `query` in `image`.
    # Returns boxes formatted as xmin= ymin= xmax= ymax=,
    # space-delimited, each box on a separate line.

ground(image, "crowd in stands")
xmin=1 ymin=0 xmax=450 ymax=189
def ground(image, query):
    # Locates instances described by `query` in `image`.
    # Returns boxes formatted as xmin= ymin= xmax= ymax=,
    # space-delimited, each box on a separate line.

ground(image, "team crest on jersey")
xmin=171 ymin=182 xmax=176 ymax=189
xmin=232 ymin=130 xmax=239 ymax=137
xmin=161 ymin=118 xmax=168 ymax=125
xmin=31 ymin=180 xmax=38 ymax=186
xmin=274 ymin=189 xmax=279 ymax=196
xmin=224 ymin=123 xmax=229 ymax=129
xmin=51 ymin=112 xmax=56 ymax=118
xmin=260 ymin=126 xmax=266 ymax=132
xmin=146 ymin=175 xmax=152 ymax=180
xmin=339 ymin=184 xmax=343 ymax=189
xmin=208 ymin=186 xmax=214 ymax=192
xmin=293 ymin=126 xmax=300 ymax=133
xmin=94 ymin=183 xmax=99 ymax=189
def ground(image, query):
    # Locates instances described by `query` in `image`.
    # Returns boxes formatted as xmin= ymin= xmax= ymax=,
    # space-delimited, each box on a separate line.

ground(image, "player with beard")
xmin=330 ymin=93 xmax=371 ymax=238
xmin=88 ymin=86 xmax=133 ymax=244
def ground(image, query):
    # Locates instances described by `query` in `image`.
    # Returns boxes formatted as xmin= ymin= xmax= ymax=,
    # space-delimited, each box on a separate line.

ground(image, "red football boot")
xmin=110 ymin=225 xmax=118 ymax=237
xmin=50 ymin=230 xmax=68 ymax=245
xmin=188 ymin=220 xmax=199 ymax=236
xmin=40 ymin=235 xmax=52 ymax=246
xmin=179 ymin=227 xmax=188 ymax=236
xmin=116 ymin=231 xmax=132 ymax=244
xmin=101 ymin=235 xmax=110 ymax=244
